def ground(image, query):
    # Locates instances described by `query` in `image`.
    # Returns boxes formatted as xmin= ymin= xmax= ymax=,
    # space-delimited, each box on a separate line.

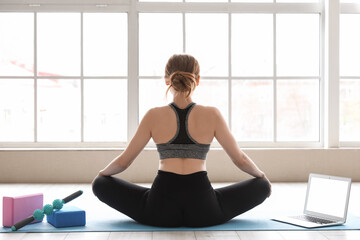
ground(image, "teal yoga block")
xmin=47 ymin=206 xmax=85 ymax=228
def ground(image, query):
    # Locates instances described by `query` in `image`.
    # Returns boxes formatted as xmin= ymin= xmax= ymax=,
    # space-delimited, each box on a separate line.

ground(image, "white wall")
xmin=0 ymin=148 xmax=359 ymax=183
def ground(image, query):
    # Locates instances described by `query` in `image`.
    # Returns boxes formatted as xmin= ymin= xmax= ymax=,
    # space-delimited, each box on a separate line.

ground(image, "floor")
xmin=0 ymin=182 xmax=359 ymax=240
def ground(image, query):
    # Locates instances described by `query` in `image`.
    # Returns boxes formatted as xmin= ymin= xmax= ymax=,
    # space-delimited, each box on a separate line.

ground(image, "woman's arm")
xmin=213 ymin=108 xmax=269 ymax=179
xmin=97 ymin=109 xmax=153 ymax=177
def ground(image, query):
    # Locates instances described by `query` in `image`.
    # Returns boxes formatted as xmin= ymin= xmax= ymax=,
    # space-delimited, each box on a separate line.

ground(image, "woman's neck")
xmin=172 ymin=95 xmax=193 ymax=109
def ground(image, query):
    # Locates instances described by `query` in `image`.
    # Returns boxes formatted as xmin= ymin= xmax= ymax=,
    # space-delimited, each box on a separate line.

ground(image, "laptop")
xmin=272 ymin=173 xmax=352 ymax=228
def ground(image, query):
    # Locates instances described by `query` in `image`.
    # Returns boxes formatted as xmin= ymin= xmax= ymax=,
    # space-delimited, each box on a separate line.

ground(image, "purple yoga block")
xmin=2 ymin=193 xmax=43 ymax=227
xmin=47 ymin=205 xmax=86 ymax=228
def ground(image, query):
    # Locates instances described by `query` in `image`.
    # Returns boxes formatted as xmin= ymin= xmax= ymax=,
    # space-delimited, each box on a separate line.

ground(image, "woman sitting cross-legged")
xmin=92 ymin=54 xmax=271 ymax=228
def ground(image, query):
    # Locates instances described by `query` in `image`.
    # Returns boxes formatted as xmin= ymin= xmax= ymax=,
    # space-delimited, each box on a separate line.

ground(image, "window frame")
xmin=339 ymin=2 xmax=360 ymax=147
xmin=1 ymin=0 xmax=352 ymax=149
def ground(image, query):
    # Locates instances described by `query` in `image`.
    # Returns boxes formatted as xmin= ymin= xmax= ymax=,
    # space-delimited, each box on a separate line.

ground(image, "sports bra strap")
xmin=169 ymin=102 xmax=196 ymax=144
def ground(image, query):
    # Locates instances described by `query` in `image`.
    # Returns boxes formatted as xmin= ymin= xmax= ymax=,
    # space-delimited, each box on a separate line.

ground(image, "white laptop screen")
xmin=305 ymin=176 xmax=350 ymax=218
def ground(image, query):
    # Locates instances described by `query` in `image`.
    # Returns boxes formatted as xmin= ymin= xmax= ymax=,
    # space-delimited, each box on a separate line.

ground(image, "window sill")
xmin=0 ymin=146 xmax=358 ymax=152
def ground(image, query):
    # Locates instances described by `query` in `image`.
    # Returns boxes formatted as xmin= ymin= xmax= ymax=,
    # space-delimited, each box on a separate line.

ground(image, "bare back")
xmin=150 ymin=104 xmax=216 ymax=174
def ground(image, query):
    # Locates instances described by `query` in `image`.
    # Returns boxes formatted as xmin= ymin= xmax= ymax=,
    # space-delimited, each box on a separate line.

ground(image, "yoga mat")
xmin=1 ymin=214 xmax=359 ymax=233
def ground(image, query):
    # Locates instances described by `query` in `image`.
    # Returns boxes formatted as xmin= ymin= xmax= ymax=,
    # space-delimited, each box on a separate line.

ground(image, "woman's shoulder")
xmin=147 ymin=105 xmax=171 ymax=114
xmin=194 ymin=104 xmax=221 ymax=115
xmin=144 ymin=105 xmax=172 ymax=119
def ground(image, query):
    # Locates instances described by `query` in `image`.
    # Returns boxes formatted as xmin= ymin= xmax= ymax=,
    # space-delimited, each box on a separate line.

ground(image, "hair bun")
xmin=169 ymin=71 xmax=196 ymax=97
xmin=170 ymin=71 xmax=191 ymax=82
xmin=165 ymin=54 xmax=200 ymax=98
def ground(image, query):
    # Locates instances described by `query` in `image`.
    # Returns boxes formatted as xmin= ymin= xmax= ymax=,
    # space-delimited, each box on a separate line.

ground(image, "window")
xmin=1 ymin=0 xmax=357 ymax=148
xmin=0 ymin=11 xmax=128 ymax=145
xmin=138 ymin=10 xmax=320 ymax=145
xmin=340 ymin=9 xmax=360 ymax=143
xmin=139 ymin=13 xmax=229 ymax=125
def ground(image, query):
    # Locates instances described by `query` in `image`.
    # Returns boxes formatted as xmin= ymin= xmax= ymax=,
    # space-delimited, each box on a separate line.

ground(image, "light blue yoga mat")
xmin=2 ymin=214 xmax=359 ymax=233
xmin=2 ymin=184 xmax=359 ymax=233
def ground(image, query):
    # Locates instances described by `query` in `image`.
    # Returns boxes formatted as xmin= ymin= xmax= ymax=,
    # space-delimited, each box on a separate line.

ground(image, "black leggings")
xmin=92 ymin=170 xmax=270 ymax=227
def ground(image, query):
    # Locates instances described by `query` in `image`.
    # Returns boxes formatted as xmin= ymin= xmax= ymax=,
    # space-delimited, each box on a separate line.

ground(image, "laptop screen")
xmin=305 ymin=175 xmax=350 ymax=218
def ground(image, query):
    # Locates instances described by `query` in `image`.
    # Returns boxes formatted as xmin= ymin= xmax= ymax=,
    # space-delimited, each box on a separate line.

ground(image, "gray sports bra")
xmin=156 ymin=102 xmax=210 ymax=160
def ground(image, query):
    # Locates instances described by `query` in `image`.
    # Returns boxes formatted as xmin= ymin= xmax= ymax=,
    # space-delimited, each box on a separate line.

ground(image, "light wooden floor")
xmin=1 ymin=183 xmax=359 ymax=240
xmin=1 ymin=231 xmax=360 ymax=240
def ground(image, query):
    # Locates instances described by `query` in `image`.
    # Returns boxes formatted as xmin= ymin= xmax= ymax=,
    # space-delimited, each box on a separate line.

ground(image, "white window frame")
xmin=338 ymin=1 xmax=360 ymax=147
xmin=0 ymin=0 xmax=351 ymax=149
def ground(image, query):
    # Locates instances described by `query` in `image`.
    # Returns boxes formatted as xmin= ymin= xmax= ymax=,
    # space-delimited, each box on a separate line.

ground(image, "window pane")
xmin=340 ymin=14 xmax=360 ymax=76
xmin=277 ymin=80 xmax=319 ymax=141
xmin=232 ymin=80 xmax=273 ymax=141
xmin=186 ymin=14 xmax=228 ymax=76
xmin=140 ymin=0 xmax=180 ymax=2
xmin=232 ymin=0 xmax=272 ymax=2
xmin=84 ymin=79 xmax=127 ymax=142
xmin=276 ymin=0 xmax=318 ymax=2
xmin=0 ymin=13 xmax=33 ymax=76
xmin=276 ymin=14 xmax=319 ymax=76
xmin=37 ymin=79 xmax=80 ymax=141
xmin=0 ymin=79 xmax=34 ymax=141
xmin=186 ymin=0 xmax=227 ymax=2
xmin=37 ymin=13 xmax=80 ymax=76
xmin=139 ymin=79 xmax=170 ymax=121
xmin=340 ymin=79 xmax=360 ymax=141
xmin=232 ymin=14 xmax=273 ymax=77
xmin=192 ymin=80 xmax=229 ymax=124
xmin=139 ymin=13 xmax=182 ymax=76
xmin=84 ymin=13 xmax=127 ymax=76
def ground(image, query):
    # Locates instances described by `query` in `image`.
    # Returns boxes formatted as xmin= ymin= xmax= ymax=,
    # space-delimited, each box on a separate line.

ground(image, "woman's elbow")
xmin=117 ymin=160 xmax=131 ymax=171
xmin=233 ymin=158 xmax=246 ymax=168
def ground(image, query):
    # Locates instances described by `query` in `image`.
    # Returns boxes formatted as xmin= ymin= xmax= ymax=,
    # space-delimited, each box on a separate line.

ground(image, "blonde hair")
xmin=165 ymin=54 xmax=200 ymax=98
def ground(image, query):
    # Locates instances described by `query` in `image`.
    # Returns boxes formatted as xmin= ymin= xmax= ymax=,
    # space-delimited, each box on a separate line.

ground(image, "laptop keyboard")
xmin=291 ymin=215 xmax=336 ymax=224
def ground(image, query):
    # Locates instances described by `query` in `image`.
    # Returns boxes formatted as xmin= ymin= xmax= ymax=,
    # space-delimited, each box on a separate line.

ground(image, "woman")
xmin=92 ymin=54 xmax=271 ymax=227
